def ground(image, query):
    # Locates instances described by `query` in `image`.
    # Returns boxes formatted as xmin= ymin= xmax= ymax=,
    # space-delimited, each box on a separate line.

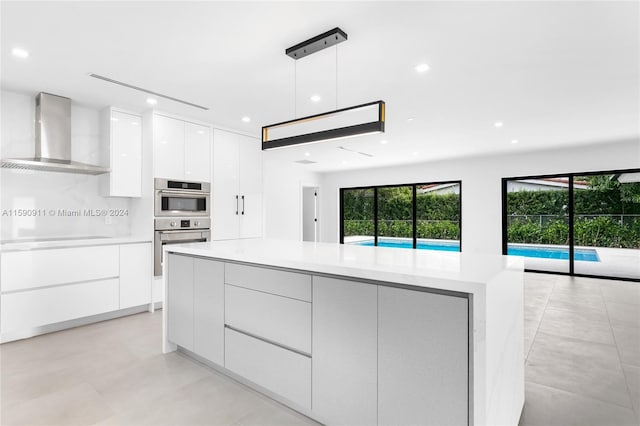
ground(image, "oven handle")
xmin=160 ymin=231 xmax=208 ymax=241
xmin=157 ymin=189 xmax=210 ymax=196
xmin=241 ymin=195 xmax=245 ymax=215
xmin=236 ymin=195 xmax=239 ymax=215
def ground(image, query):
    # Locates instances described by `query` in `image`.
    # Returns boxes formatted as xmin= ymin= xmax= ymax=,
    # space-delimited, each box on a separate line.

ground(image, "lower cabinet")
xmin=378 ymin=286 xmax=469 ymax=426
xmin=225 ymin=328 xmax=312 ymax=410
xmin=312 ymin=276 xmax=378 ymax=425
xmin=166 ymin=253 xmax=225 ymax=364
xmin=194 ymin=258 xmax=225 ymax=365
xmin=164 ymin=258 xmax=472 ymax=425
xmin=120 ymin=243 xmax=152 ymax=309
xmin=1 ymin=279 xmax=119 ymax=333
xmin=167 ymin=254 xmax=194 ymax=350
xmin=0 ymin=242 xmax=153 ymax=340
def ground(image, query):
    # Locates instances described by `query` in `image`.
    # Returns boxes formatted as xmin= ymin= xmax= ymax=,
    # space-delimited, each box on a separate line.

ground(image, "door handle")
xmin=235 ymin=195 xmax=239 ymax=215
xmin=241 ymin=195 xmax=245 ymax=215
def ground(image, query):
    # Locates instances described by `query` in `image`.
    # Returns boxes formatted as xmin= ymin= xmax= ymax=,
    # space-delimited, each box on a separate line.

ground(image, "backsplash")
xmin=1 ymin=90 xmax=131 ymax=240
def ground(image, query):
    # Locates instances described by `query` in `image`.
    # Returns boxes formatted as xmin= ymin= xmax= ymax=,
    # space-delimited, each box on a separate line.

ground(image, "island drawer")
xmin=225 ymin=327 xmax=311 ymax=410
xmin=225 ymin=284 xmax=311 ymax=354
xmin=225 ymin=263 xmax=311 ymax=302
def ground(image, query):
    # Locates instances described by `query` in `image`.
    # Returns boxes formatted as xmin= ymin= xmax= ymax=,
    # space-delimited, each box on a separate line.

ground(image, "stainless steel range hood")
xmin=1 ymin=93 xmax=110 ymax=175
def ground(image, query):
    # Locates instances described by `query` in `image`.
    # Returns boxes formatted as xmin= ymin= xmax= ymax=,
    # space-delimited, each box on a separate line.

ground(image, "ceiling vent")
xmin=294 ymin=159 xmax=317 ymax=165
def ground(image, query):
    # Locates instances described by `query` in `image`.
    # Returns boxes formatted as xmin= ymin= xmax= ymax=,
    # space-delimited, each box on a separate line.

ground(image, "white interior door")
xmin=302 ymin=187 xmax=318 ymax=242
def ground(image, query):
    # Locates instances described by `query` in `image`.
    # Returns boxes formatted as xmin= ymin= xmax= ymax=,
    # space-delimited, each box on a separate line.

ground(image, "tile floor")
xmin=0 ymin=273 xmax=638 ymax=425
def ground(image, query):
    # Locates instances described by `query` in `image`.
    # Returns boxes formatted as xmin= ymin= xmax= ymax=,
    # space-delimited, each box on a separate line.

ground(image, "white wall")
xmin=262 ymin=155 xmax=320 ymax=241
xmin=319 ymin=140 xmax=640 ymax=255
xmin=1 ymin=90 xmax=131 ymax=240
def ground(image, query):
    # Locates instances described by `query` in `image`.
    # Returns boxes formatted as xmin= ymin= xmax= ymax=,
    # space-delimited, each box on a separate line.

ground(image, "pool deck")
xmin=344 ymin=236 xmax=639 ymax=280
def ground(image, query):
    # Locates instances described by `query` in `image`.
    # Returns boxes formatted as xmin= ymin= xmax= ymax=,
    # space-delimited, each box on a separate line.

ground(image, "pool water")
xmin=507 ymin=246 xmax=599 ymax=262
xmin=351 ymin=239 xmax=600 ymax=262
xmin=357 ymin=239 xmax=460 ymax=252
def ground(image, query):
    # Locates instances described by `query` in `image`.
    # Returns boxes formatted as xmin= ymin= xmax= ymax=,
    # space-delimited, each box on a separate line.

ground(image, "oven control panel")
xmin=155 ymin=217 xmax=211 ymax=231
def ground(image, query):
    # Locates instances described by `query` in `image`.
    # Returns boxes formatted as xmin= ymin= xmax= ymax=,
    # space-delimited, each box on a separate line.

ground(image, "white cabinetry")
xmin=184 ymin=122 xmax=211 ymax=182
xmin=154 ymin=115 xmax=184 ymax=181
xmin=194 ymin=258 xmax=225 ymax=366
xmin=120 ymin=243 xmax=152 ymax=309
xmin=101 ymin=109 xmax=142 ymax=197
xmin=0 ymin=242 xmax=153 ymax=340
xmin=164 ymin=255 xmax=474 ymax=425
xmin=225 ymin=328 xmax=311 ymax=409
xmin=166 ymin=254 xmax=194 ymax=350
xmin=154 ymin=114 xmax=210 ymax=182
xmin=223 ymin=263 xmax=312 ymax=410
xmin=378 ymin=286 xmax=469 ymax=426
xmin=312 ymin=276 xmax=378 ymax=425
xmin=212 ymin=129 xmax=262 ymax=240
xmin=165 ymin=254 xmax=225 ymax=364
xmin=1 ymin=279 xmax=119 ymax=333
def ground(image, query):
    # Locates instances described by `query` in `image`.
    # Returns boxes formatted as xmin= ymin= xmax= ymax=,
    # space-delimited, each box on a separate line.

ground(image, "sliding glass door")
xmin=377 ymin=186 xmax=414 ymax=248
xmin=416 ymin=182 xmax=461 ymax=251
xmin=341 ymin=181 xmax=462 ymax=252
xmin=341 ymin=188 xmax=375 ymax=246
xmin=503 ymin=168 xmax=640 ymax=280
xmin=573 ymin=173 xmax=640 ymax=280
xmin=504 ymin=177 xmax=570 ymax=273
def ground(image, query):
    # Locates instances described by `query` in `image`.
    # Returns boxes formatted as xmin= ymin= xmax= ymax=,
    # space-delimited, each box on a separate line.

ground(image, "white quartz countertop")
xmin=0 ymin=235 xmax=152 ymax=251
xmin=165 ymin=239 xmax=524 ymax=294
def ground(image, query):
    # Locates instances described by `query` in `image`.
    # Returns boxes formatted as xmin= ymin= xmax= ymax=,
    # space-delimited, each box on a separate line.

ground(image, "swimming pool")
xmin=355 ymin=239 xmax=460 ymax=252
xmin=507 ymin=245 xmax=599 ymax=262
xmin=350 ymin=239 xmax=600 ymax=261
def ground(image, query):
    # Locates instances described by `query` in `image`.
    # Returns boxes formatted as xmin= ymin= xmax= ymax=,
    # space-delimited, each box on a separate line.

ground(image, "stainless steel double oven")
xmin=154 ymin=178 xmax=211 ymax=276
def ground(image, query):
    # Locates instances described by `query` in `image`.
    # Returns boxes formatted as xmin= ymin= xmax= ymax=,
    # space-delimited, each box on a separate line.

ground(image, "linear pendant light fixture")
xmin=262 ymin=27 xmax=385 ymax=150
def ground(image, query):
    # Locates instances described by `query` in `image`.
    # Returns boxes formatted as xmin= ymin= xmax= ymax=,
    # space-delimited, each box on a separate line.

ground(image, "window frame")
xmin=502 ymin=167 xmax=640 ymax=282
xmin=340 ymin=180 xmax=462 ymax=252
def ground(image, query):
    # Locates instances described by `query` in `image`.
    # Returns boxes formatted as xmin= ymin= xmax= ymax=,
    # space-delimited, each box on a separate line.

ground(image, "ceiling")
xmin=2 ymin=1 xmax=638 ymax=172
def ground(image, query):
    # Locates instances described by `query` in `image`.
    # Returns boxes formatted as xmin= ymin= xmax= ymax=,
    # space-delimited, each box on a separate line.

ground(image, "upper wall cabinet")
xmin=154 ymin=114 xmax=211 ymax=182
xmin=101 ymin=108 xmax=142 ymax=197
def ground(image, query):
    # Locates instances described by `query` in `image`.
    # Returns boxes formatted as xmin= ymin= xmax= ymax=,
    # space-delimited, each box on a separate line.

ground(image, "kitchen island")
xmin=163 ymin=239 xmax=525 ymax=426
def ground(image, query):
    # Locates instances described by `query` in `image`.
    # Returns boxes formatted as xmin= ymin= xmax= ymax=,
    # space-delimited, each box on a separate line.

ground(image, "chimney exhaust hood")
xmin=1 ymin=92 xmax=110 ymax=175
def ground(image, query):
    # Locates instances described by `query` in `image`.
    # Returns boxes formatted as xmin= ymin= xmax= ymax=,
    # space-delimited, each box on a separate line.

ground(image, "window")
xmin=502 ymin=169 xmax=640 ymax=281
xmin=341 ymin=181 xmax=461 ymax=251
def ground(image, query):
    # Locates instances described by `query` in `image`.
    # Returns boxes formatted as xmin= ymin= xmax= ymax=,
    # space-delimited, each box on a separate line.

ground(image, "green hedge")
xmin=343 ymin=181 xmax=640 ymax=249
xmin=508 ymin=217 xmax=640 ymax=248
xmin=345 ymin=220 xmax=460 ymax=240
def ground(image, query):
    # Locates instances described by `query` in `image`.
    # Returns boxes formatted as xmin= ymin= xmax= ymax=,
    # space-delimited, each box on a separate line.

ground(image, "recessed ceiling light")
xmin=380 ymin=140 xmax=388 ymax=145
xmin=415 ymin=63 xmax=430 ymax=73
xmin=407 ymin=118 xmax=415 ymax=122
xmin=494 ymin=121 xmax=504 ymax=128
xmin=341 ymin=160 xmax=348 ymax=165
xmin=304 ymin=152 xmax=311 ymax=157
xmin=110 ymin=117 xmax=119 ymax=122
xmin=242 ymin=116 xmax=251 ymax=123
xmin=11 ymin=47 xmax=29 ymax=58
xmin=197 ymin=130 xmax=205 ymax=135
xmin=511 ymin=139 xmax=519 ymax=144
xmin=412 ymin=151 xmax=419 ymax=156
xmin=131 ymin=121 xmax=139 ymax=126
xmin=310 ymin=95 xmax=321 ymax=103
xmin=146 ymin=97 xmax=157 ymax=105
